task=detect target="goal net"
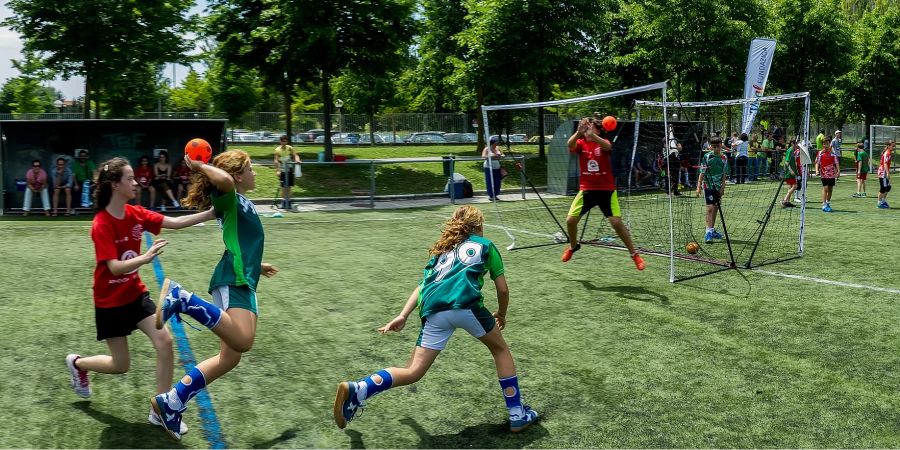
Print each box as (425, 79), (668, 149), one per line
(481, 87), (810, 282)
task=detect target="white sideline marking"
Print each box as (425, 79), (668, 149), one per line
(753, 269), (900, 295)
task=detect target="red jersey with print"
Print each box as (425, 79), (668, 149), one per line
(134, 165), (154, 187)
(816, 150), (837, 179)
(571, 138), (616, 191)
(878, 150), (892, 178)
(91, 205), (164, 308)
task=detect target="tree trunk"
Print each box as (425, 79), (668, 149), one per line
(476, 87), (485, 151)
(83, 76), (91, 119)
(283, 85), (293, 143)
(322, 80), (333, 162)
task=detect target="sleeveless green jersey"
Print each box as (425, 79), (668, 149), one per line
(417, 235), (504, 318)
(208, 189), (265, 292)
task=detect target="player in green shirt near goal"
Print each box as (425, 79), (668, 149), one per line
(333, 205), (539, 433)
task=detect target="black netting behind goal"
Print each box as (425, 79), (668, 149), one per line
(482, 88), (809, 282)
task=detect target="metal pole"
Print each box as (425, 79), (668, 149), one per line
(519, 156), (526, 199)
(449, 156), (456, 205)
(369, 160), (376, 208)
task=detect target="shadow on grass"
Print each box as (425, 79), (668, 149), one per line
(72, 401), (186, 449)
(398, 416), (548, 449)
(250, 428), (299, 448)
(344, 429), (366, 449)
(575, 281), (670, 304)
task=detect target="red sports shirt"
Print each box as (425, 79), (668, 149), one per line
(817, 150), (837, 179)
(91, 205), (164, 308)
(571, 138), (616, 191)
(134, 165), (154, 187)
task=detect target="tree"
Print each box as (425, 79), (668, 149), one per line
(276, 0), (416, 160)
(401, 0), (466, 113)
(4, 0), (195, 118)
(769, 0), (855, 123)
(842, 4), (900, 131)
(609, 0), (765, 103)
(7, 51), (55, 116)
(170, 69), (212, 112)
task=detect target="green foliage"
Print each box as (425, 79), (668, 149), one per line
(209, 63), (263, 123)
(610, 0), (765, 101)
(841, 3), (900, 125)
(769, 0), (855, 123)
(3, 0), (195, 117)
(169, 69), (212, 112)
(7, 51), (54, 115)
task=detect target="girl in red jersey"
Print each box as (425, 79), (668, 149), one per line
(65, 157), (214, 432)
(133, 155), (155, 207)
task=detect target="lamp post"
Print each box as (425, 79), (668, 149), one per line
(334, 98), (344, 143)
(53, 99), (63, 118)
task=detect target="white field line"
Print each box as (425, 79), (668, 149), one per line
(753, 269), (900, 295)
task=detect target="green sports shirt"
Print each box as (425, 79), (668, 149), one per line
(857, 150), (870, 173)
(417, 234), (504, 319)
(208, 189), (265, 293)
(699, 152), (728, 190)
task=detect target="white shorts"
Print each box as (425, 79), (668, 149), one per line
(416, 308), (495, 351)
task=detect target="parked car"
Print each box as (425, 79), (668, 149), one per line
(406, 132), (447, 144)
(443, 133), (477, 143)
(377, 133), (407, 144)
(489, 134), (527, 144)
(314, 132), (361, 144)
(357, 133), (386, 144)
(528, 134), (553, 143)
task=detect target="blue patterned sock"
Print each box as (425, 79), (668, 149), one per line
(181, 290), (222, 329)
(171, 367), (207, 411)
(499, 375), (523, 416)
(357, 369), (393, 401)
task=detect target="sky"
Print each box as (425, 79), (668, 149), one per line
(0, 1), (208, 99)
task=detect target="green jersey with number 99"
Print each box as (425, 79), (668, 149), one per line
(417, 234), (505, 319)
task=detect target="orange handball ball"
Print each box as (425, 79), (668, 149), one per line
(185, 138), (212, 164)
(601, 115), (617, 132)
(686, 241), (699, 254)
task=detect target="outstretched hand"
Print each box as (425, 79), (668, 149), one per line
(378, 315), (407, 334)
(261, 262), (279, 278)
(143, 239), (168, 261)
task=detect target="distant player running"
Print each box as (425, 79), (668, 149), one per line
(66, 157), (213, 434)
(150, 150), (279, 441)
(696, 136), (728, 243)
(561, 117), (645, 270)
(333, 205), (539, 432)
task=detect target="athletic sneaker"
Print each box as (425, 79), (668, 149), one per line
(149, 408), (188, 434)
(704, 230), (714, 244)
(862, 193), (868, 197)
(877, 201), (889, 209)
(160, 205), (167, 212)
(823, 204), (833, 212)
(333, 381), (364, 429)
(65, 354), (91, 398)
(711, 230), (724, 240)
(509, 405), (539, 432)
(852, 192), (861, 198)
(560, 243), (581, 262)
(151, 393), (184, 441)
(156, 278), (186, 329)
(631, 253), (645, 271)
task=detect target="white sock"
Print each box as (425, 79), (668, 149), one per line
(706, 227), (714, 233)
(355, 381), (368, 403)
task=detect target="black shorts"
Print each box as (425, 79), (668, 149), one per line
(821, 177), (836, 187)
(880, 177), (892, 193)
(704, 188), (721, 206)
(95, 292), (155, 341)
(279, 171), (296, 187)
(152, 179), (172, 191)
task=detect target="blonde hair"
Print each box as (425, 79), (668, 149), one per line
(182, 150), (251, 210)
(429, 205), (484, 256)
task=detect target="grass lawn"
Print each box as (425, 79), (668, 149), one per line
(1, 178), (899, 448)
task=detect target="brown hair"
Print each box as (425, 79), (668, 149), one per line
(429, 205), (484, 256)
(93, 157), (131, 211)
(182, 150), (251, 210)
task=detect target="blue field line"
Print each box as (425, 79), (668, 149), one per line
(146, 232), (227, 449)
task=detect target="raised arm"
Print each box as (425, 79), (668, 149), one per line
(185, 154), (234, 193)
